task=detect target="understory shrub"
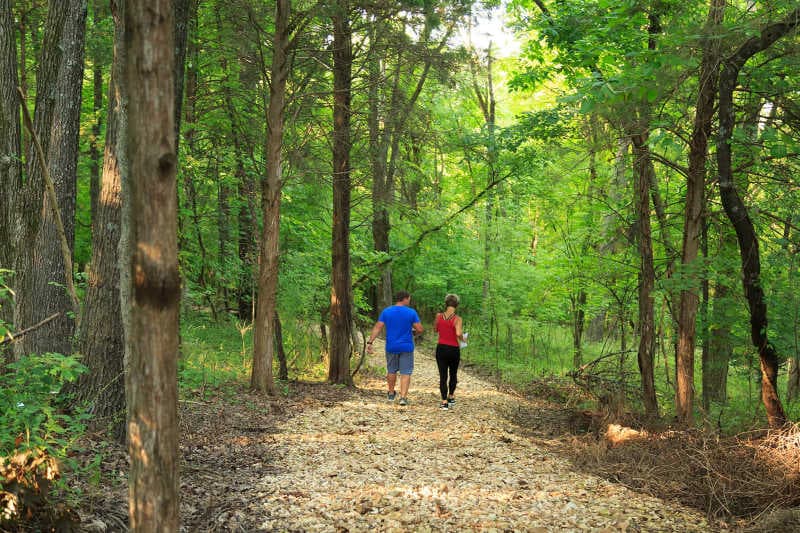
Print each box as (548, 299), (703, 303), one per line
(0, 352), (89, 530)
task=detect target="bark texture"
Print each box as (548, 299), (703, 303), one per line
(14, 0), (86, 358)
(124, 0), (181, 528)
(74, 1), (126, 443)
(631, 133), (658, 417)
(0, 0), (20, 348)
(329, 0), (354, 385)
(674, 0), (725, 425)
(251, 0), (290, 394)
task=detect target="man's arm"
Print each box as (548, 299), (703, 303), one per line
(366, 321), (384, 352)
(413, 321), (424, 334)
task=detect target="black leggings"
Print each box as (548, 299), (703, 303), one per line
(435, 344), (461, 400)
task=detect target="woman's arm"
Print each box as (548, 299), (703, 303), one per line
(455, 316), (463, 339)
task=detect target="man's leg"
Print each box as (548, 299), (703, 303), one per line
(399, 374), (411, 398)
(386, 353), (399, 397)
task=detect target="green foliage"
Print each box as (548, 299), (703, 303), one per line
(0, 353), (89, 457)
(179, 315), (252, 398)
(59, 0), (800, 436)
(178, 313), (333, 398)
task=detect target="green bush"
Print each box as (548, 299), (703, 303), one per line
(0, 353), (91, 529)
(0, 352), (89, 457)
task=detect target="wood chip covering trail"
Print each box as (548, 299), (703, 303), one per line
(187, 344), (715, 532)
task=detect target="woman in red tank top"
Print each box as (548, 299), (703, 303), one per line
(435, 294), (464, 410)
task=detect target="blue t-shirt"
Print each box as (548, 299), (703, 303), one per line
(378, 305), (421, 353)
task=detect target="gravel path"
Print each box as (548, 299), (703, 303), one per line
(237, 344), (716, 532)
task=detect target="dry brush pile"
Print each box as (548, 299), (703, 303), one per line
(557, 414), (800, 529)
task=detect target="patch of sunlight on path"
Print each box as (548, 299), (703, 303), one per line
(248, 342), (717, 532)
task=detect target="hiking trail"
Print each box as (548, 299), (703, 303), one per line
(80, 342), (716, 532)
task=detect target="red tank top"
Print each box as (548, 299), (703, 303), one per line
(435, 313), (459, 347)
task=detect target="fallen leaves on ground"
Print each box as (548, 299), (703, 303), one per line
(73, 346), (718, 532)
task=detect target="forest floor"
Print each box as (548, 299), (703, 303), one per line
(72, 342), (736, 532)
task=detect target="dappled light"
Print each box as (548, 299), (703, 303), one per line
(178, 349), (713, 530)
(605, 423), (647, 446)
(4, 0), (800, 529)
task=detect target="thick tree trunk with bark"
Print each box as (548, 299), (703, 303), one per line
(74, 1), (126, 443)
(631, 133), (658, 417)
(716, 9), (800, 428)
(0, 0), (20, 348)
(251, 0), (290, 394)
(329, 0), (354, 385)
(674, 0), (725, 425)
(123, 0), (181, 528)
(14, 0), (86, 358)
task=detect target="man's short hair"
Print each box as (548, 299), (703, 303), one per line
(394, 290), (410, 303)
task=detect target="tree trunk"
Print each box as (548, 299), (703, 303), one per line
(675, 0), (725, 425)
(88, 0), (106, 226)
(788, 356), (800, 402)
(631, 133), (658, 417)
(172, 0), (191, 151)
(704, 269), (733, 408)
(787, 222), (800, 401)
(180, 0), (213, 316)
(74, 1), (127, 443)
(14, 0), (86, 358)
(0, 0), (20, 353)
(251, 0), (290, 394)
(367, 48), (393, 314)
(217, 163), (231, 311)
(703, 218), (736, 408)
(236, 158), (256, 321)
(275, 312), (288, 381)
(571, 291), (586, 368)
(715, 9), (800, 428)
(365, 16), (449, 313)
(124, 0), (180, 528)
(17, 6), (29, 164)
(328, 0), (354, 385)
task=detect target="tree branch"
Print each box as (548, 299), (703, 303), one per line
(1, 313), (61, 346)
(354, 171), (512, 287)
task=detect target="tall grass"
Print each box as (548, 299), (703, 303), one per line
(460, 318), (799, 433)
(179, 312), (330, 398)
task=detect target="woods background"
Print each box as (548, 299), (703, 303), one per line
(1, 0), (800, 528)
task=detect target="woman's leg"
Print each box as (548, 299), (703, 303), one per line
(448, 348), (461, 397)
(435, 345), (449, 400)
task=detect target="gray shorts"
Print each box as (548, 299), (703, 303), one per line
(386, 352), (414, 375)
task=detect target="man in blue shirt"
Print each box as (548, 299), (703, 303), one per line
(366, 291), (424, 406)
